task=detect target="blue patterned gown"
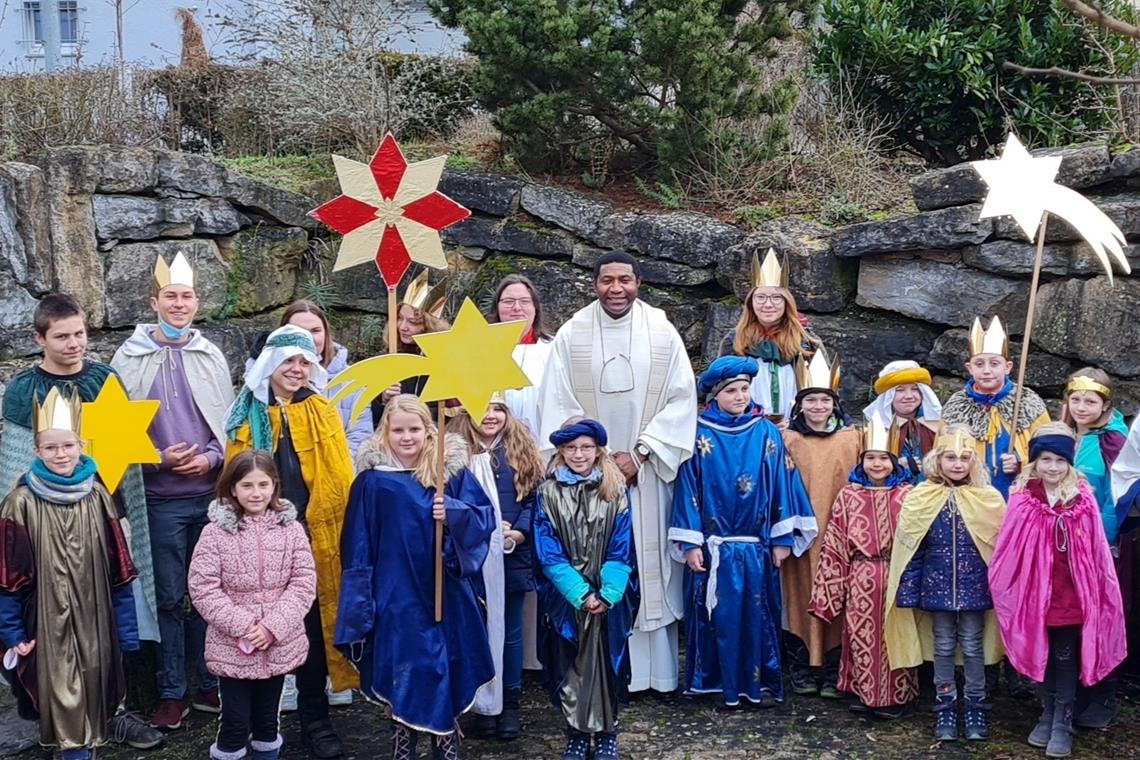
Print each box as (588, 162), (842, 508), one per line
(334, 465), (495, 734)
(669, 403), (817, 704)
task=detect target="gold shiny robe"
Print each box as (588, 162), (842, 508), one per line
(226, 394), (357, 691)
(884, 481), (1006, 669)
(0, 485), (136, 750)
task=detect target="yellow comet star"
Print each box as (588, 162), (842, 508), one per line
(972, 134), (1130, 283)
(81, 375), (160, 493)
(329, 298), (530, 425)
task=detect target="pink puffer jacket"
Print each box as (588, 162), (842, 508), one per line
(189, 499), (316, 680)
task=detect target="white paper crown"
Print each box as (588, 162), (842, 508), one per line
(154, 252), (195, 290)
(968, 315), (1008, 358)
(34, 386), (81, 436)
(750, 248), (788, 289)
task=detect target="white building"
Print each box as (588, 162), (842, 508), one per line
(0, 1), (464, 71)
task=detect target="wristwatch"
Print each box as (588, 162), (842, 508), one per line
(635, 443), (651, 461)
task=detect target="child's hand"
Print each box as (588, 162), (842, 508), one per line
(684, 547), (706, 573)
(432, 495), (446, 522)
(14, 640), (34, 656)
(381, 384), (402, 403)
(583, 594), (605, 615)
(245, 624), (273, 651)
(773, 546), (791, 568)
(1000, 453), (1020, 474)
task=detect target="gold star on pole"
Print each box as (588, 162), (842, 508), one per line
(81, 375), (160, 493)
(414, 299), (530, 419)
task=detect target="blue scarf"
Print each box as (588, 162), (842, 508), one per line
(964, 377), (1014, 407)
(25, 455), (97, 503)
(701, 401), (764, 428)
(848, 461), (910, 489)
(555, 465), (602, 485)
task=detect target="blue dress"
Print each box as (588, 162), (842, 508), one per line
(669, 403), (817, 703)
(334, 465), (495, 734)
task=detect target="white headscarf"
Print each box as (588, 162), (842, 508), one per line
(243, 324), (328, 403)
(862, 360), (943, 423)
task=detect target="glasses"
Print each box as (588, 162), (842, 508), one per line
(752, 294), (785, 305)
(38, 442), (81, 456)
(562, 444), (597, 455)
(498, 298), (534, 308)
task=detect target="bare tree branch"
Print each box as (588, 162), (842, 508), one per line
(1002, 60), (1140, 85)
(1060, 0), (1140, 41)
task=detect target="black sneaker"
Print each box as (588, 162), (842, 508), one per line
(789, 667), (818, 696)
(112, 710), (164, 749)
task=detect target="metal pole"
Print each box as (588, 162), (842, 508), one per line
(42, 0), (62, 72)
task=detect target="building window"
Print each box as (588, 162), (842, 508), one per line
(23, 1), (80, 45)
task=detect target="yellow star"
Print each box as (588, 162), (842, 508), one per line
(81, 375), (160, 493)
(414, 298), (530, 419)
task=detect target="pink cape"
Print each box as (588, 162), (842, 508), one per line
(988, 480), (1126, 686)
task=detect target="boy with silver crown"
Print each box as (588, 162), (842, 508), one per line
(0, 388), (140, 760)
(111, 252), (235, 731)
(940, 316), (1050, 499)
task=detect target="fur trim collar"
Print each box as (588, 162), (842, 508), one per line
(354, 431), (470, 481)
(942, 385), (1047, 439)
(207, 498), (299, 534)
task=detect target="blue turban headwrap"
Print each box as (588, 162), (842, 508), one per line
(1029, 434), (1075, 465)
(549, 418), (609, 448)
(698, 356), (759, 400)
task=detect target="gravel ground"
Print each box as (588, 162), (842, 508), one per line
(9, 672), (1138, 760)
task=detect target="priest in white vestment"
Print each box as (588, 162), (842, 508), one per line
(537, 252), (698, 693)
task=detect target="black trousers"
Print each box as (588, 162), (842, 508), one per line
(1045, 625), (1080, 705)
(295, 599), (331, 725)
(217, 675), (285, 752)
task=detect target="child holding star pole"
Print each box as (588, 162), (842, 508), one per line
(0, 388), (140, 760)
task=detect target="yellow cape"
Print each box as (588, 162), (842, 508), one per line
(226, 394), (358, 691)
(884, 481), (1007, 668)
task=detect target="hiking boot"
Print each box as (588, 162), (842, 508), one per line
(963, 698), (990, 741)
(111, 709), (164, 749)
(1028, 695), (1055, 748)
(1046, 701), (1075, 757)
(392, 723), (417, 760)
(933, 694), (957, 742)
(819, 682), (841, 700)
(562, 729), (590, 760)
(149, 699), (189, 731)
(594, 731), (619, 760)
(431, 731), (460, 760)
(192, 688), (221, 714)
(301, 719), (345, 759)
(1075, 681), (1117, 729)
(467, 713), (498, 740)
(789, 666), (818, 696)
(497, 688), (521, 740)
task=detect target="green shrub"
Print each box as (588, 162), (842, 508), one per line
(815, 0), (1139, 165)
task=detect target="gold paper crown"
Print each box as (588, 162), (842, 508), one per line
(863, 411), (900, 454)
(795, 350), (841, 394)
(33, 386), (82, 437)
(968, 316), (1008, 358)
(750, 248), (789, 290)
(935, 428), (975, 456)
(153, 252), (195, 291)
(1065, 376), (1112, 399)
(402, 269), (448, 319)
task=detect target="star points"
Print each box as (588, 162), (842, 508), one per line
(81, 376), (160, 493)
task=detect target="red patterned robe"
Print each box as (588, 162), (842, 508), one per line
(809, 483), (919, 708)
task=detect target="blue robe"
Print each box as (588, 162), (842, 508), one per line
(334, 466), (495, 734)
(534, 470), (637, 733)
(669, 403), (817, 703)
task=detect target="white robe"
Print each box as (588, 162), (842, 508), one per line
(749, 359), (799, 419)
(537, 300), (697, 692)
(506, 338), (553, 440)
(469, 452), (506, 715)
(1112, 413), (1140, 503)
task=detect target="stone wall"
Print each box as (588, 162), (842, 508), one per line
(3, 143), (1140, 417)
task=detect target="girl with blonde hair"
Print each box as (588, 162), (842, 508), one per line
(335, 395), (495, 760)
(989, 423), (1126, 757)
(885, 425), (1006, 743)
(535, 418), (636, 760)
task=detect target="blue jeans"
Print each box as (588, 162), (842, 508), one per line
(58, 749), (92, 760)
(149, 494), (217, 699)
(931, 610), (986, 702)
(503, 590), (526, 693)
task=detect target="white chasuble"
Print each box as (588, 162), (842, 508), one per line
(537, 300), (697, 689)
(506, 338), (553, 440)
(469, 452), (506, 715)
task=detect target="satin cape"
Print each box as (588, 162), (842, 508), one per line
(988, 480), (1126, 686)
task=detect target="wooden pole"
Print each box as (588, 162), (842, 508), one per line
(387, 286), (399, 355)
(1011, 213), (1049, 437)
(434, 403), (446, 622)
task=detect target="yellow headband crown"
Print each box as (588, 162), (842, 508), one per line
(795, 350), (841, 394)
(34, 386), (82, 437)
(1065, 376), (1112, 399)
(863, 411), (900, 454)
(968, 315), (1008, 358)
(751, 248), (788, 290)
(154, 251), (195, 291)
(935, 429), (975, 456)
(402, 269), (448, 319)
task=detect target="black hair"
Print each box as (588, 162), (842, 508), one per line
(591, 251), (642, 282)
